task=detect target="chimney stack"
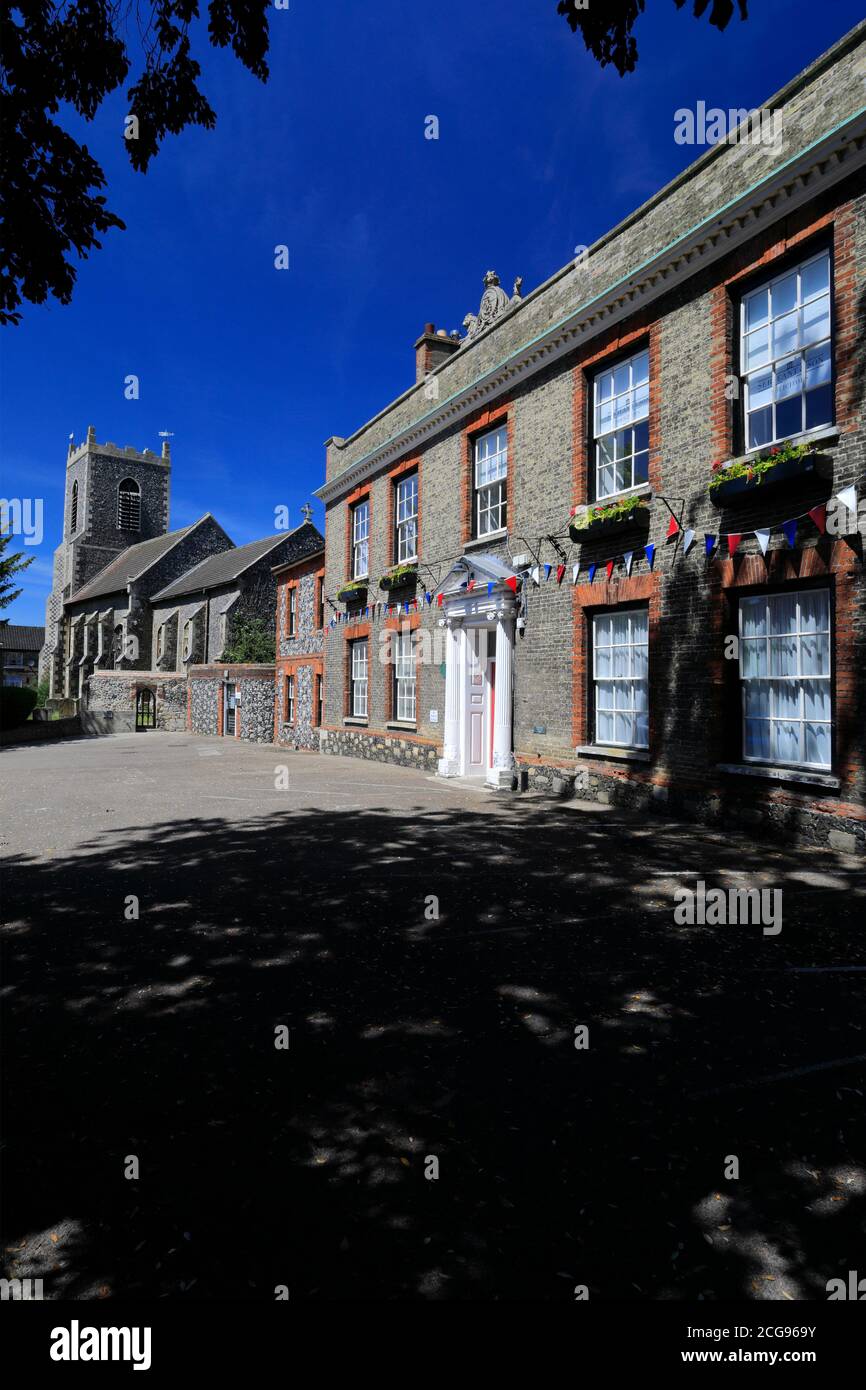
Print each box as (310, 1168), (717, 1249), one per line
(414, 323), (460, 385)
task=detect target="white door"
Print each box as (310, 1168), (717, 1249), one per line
(463, 628), (489, 776)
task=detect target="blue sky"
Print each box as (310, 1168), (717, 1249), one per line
(2, 0), (862, 626)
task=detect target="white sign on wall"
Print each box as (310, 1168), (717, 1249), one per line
(429, 709), (439, 723)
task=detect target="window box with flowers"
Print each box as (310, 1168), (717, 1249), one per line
(709, 441), (820, 505)
(379, 563), (419, 593)
(337, 579), (368, 604)
(569, 494), (651, 542)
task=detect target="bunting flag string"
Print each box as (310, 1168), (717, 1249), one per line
(326, 483), (859, 621)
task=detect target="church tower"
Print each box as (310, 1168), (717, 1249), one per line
(39, 428), (171, 690)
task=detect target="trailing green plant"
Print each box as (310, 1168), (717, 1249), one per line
(709, 439), (812, 489)
(572, 494), (649, 528)
(379, 563), (418, 585)
(338, 579), (368, 596)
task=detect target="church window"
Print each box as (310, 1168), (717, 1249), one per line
(118, 478), (141, 531)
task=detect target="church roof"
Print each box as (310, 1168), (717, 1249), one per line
(68, 518), (215, 604)
(150, 524), (319, 602)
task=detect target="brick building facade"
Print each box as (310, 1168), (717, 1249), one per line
(316, 25), (866, 851)
(273, 538), (325, 749)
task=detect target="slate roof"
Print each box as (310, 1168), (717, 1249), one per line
(0, 624), (45, 651)
(150, 523), (323, 602)
(68, 519), (218, 605)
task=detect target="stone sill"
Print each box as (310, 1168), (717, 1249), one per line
(576, 745), (651, 763)
(735, 428), (839, 464)
(588, 484), (653, 508)
(716, 761), (840, 790)
(464, 530), (507, 551)
(386, 721), (417, 733)
(343, 717), (368, 727)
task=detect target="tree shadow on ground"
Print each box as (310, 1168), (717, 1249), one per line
(2, 798), (865, 1300)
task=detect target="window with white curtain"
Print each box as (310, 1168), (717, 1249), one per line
(739, 588), (831, 768)
(740, 250), (833, 450)
(351, 638), (368, 718)
(474, 425), (508, 536)
(593, 349), (649, 500)
(593, 608), (649, 748)
(352, 501), (369, 579)
(393, 628), (416, 722)
(395, 474), (418, 562)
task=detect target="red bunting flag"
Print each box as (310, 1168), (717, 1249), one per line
(505, 576), (518, 594)
(436, 594), (443, 607)
(666, 514), (680, 539)
(727, 533), (741, 556)
(467, 580), (475, 592)
(808, 503), (827, 534)
(556, 564), (566, 585)
(606, 558), (614, 580)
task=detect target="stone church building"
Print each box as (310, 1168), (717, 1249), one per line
(40, 426), (323, 717)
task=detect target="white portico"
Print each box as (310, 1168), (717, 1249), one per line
(437, 554), (519, 788)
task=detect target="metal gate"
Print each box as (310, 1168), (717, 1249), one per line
(135, 688), (156, 731)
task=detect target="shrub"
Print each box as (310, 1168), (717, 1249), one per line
(0, 684), (38, 728)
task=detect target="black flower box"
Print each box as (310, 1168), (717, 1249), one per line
(709, 452), (818, 506)
(337, 583), (367, 604)
(569, 506), (651, 543)
(379, 568), (418, 592)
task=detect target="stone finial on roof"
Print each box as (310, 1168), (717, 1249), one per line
(301, 503), (313, 524)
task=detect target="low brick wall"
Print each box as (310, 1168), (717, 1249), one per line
(320, 726), (439, 771)
(569, 763), (865, 855)
(1, 716), (83, 747)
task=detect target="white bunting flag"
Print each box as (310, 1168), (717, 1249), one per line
(836, 484), (857, 513)
(572, 563), (580, 584)
(682, 528), (695, 556)
(623, 551), (634, 577)
(531, 566), (540, 586)
(755, 528), (771, 556)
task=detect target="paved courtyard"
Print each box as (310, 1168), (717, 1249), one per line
(2, 732), (865, 1300)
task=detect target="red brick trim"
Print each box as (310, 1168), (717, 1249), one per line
(571, 318), (659, 511)
(460, 399), (512, 544)
(571, 572), (661, 750)
(345, 483), (372, 584)
(708, 201), (856, 460)
(386, 455), (421, 568)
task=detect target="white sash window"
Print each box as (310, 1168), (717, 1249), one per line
(395, 474), (418, 563)
(593, 608), (649, 748)
(740, 588), (831, 768)
(593, 349), (649, 499)
(351, 638), (368, 718)
(474, 426), (508, 536)
(393, 628), (416, 722)
(741, 251), (832, 450)
(352, 501), (369, 579)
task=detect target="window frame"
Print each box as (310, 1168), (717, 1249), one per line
(394, 472), (419, 564)
(70, 480), (78, 534)
(316, 577), (325, 631)
(737, 585), (832, 771)
(472, 424), (508, 539)
(285, 672), (295, 725)
(591, 347), (650, 502)
(591, 605), (650, 751)
(738, 247), (834, 454)
(315, 672), (323, 728)
(350, 638), (368, 719)
(351, 500), (370, 580)
(391, 627), (416, 724)
(287, 585), (297, 637)
(117, 478), (142, 531)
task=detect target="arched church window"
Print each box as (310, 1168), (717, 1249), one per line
(118, 478), (141, 531)
(70, 480), (78, 533)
